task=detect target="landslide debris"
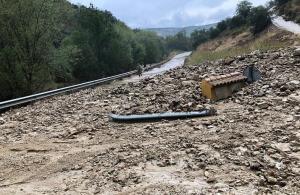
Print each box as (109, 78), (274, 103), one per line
(0, 47), (299, 194)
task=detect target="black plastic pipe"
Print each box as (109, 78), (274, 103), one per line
(110, 109), (216, 123)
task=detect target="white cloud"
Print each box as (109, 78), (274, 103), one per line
(68, 0), (269, 28)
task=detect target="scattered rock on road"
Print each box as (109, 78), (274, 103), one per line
(0, 47), (299, 194)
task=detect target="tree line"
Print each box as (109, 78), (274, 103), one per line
(0, 0), (170, 101)
(161, 0), (274, 51)
(0, 0), (283, 101)
(190, 1), (272, 49)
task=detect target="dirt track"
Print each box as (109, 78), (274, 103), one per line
(0, 48), (299, 194)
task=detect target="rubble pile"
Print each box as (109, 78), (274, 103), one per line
(112, 47), (300, 116)
(0, 47), (299, 194)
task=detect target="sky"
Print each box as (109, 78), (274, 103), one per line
(68, 0), (269, 28)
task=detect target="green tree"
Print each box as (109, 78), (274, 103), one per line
(236, 0), (253, 20)
(131, 41), (146, 65)
(216, 20), (228, 32)
(135, 31), (165, 64)
(191, 29), (209, 49)
(228, 15), (245, 29)
(0, 1), (169, 101)
(208, 27), (221, 39)
(166, 31), (192, 52)
(50, 37), (80, 83)
(274, 0), (290, 6)
(250, 6), (271, 34)
(0, 0), (68, 95)
(69, 6), (118, 80)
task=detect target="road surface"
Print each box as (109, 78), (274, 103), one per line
(126, 52), (192, 82)
(272, 16), (300, 34)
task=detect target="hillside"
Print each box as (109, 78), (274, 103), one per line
(145, 23), (216, 37)
(187, 0), (300, 65)
(187, 25), (300, 65)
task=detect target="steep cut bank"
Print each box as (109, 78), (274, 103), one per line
(188, 25), (299, 65)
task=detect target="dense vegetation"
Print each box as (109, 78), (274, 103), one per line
(165, 32), (192, 52)
(0, 0), (168, 101)
(190, 1), (271, 49)
(270, 0), (300, 23)
(0, 0), (289, 101)
(146, 24), (216, 38)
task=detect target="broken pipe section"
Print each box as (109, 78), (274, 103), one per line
(110, 108), (216, 123)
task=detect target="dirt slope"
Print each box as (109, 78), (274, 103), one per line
(0, 47), (299, 194)
(188, 25), (300, 65)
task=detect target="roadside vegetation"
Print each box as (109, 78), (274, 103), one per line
(188, 0), (300, 65)
(0, 0), (185, 101)
(165, 32), (193, 52)
(190, 1), (271, 50)
(0, 0), (298, 101)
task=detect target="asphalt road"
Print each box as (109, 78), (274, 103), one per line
(126, 51), (192, 82)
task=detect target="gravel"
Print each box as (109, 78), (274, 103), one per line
(0, 47), (299, 194)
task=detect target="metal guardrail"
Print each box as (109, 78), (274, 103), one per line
(0, 70), (137, 112)
(0, 55), (174, 112)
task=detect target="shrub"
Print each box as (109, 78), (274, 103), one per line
(250, 6), (272, 34)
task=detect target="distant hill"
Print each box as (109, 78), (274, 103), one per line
(145, 23), (217, 37)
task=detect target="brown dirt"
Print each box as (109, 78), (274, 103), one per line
(194, 25), (298, 53)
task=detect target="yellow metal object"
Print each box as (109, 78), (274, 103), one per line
(201, 72), (247, 101)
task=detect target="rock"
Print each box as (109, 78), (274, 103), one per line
(288, 94), (300, 104)
(236, 55), (245, 61)
(207, 177), (217, 183)
(251, 50), (261, 56)
(193, 125), (203, 131)
(272, 143), (291, 152)
(289, 80), (300, 86)
(294, 48), (300, 57)
(250, 162), (261, 171)
(182, 81), (193, 87)
(113, 173), (127, 185)
(294, 115), (300, 121)
(169, 99), (180, 109)
(266, 176), (278, 185)
(202, 120), (212, 126)
(257, 102), (269, 109)
(2, 47), (300, 193)
(0, 118), (5, 125)
(204, 171), (210, 177)
(285, 116), (294, 123)
(223, 58), (234, 65)
(164, 77), (174, 83)
(72, 164), (83, 170)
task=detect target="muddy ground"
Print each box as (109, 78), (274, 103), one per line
(0, 47), (299, 194)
